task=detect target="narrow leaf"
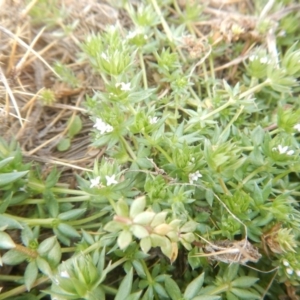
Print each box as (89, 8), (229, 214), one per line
(115, 268), (133, 300)
(183, 272), (205, 299)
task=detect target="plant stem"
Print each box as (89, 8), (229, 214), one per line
(68, 211), (108, 226)
(201, 98), (235, 121)
(237, 165), (267, 189)
(120, 135), (137, 161)
(240, 79), (270, 99)
(3, 214), (55, 226)
(0, 276), (49, 300)
(139, 50), (148, 89)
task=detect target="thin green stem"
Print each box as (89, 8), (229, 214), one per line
(217, 105), (244, 144)
(200, 98), (235, 121)
(13, 195), (91, 206)
(51, 187), (90, 195)
(143, 133), (173, 163)
(218, 177), (231, 195)
(68, 211), (108, 226)
(0, 276), (49, 300)
(3, 214), (55, 226)
(0, 275), (23, 281)
(150, 0), (173, 42)
(272, 170), (291, 184)
(140, 259), (153, 283)
(202, 63), (212, 99)
(139, 50), (148, 89)
(120, 135), (137, 160)
(237, 165), (268, 189)
(61, 247), (77, 253)
(240, 79), (270, 99)
(108, 197), (118, 213)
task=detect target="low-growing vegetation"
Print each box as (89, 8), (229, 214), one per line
(1, 0), (300, 299)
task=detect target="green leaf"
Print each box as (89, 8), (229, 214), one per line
(183, 272), (205, 299)
(57, 138), (71, 151)
(0, 214), (23, 229)
(193, 296), (221, 300)
(57, 223), (81, 238)
(126, 291), (143, 300)
(154, 282), (169, 298)
(133, 211), (155, 225)
(58, 208), (86, 221)
(118, 230), (132, 249)
(43, 190), (59, 218)
(232, 277), (259, 288)
(116, 199), (129, 217)
(2, 249), (27, 265)
(0, 171), (28, 187)
(231, 288), (260, 299)
(45, 168), (60, 188)
(0, 157), (14, 169)
(25, 260), (38, 291)
(36, 256), (53, 277)
(224, 263), (239, 281)
(165, 276), (182, 300)
(129, 196), (146, 218)
(131, 224), (149, 239)
(140, 236), (151, 253)
(38, 236), (57, 256)
(150, 212), (168, 227)
(0, 193), (12, 214)
(47, 239), (62, 267)
(104, 220), (124, 232)
(68, 115), (82, 138)
(205, 189), (214, 207)
(132, 259), (146, 278)
(0, 231), (16, 249)
(115, 268), (133, 300)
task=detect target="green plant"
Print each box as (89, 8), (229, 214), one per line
(1, 0), (300, 299)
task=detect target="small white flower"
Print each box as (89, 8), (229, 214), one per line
(259, 57), (269, 64)
(286, 268), (294, 275)
(101, 52), (109, 61)
(60, 270), (70, 278)
(296, 270), (300, 277)
(116, 82), (131, 91)
(149, 116), (159, 124)
(90, 176), (100, 188)
(105, 175), (118, 186)
(189, 171), (202, 184)
(278, 145), (288, 154)
(293, 123), (300, 132)
(127, 30), (138, 39)
(275, 144), (294, 155)
(93, 118), (113, 134)
(283, 260), (289, 267)
(249, 55), (257, 61)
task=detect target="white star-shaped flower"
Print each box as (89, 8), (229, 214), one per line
(101, 52), (109, 61)
(149, 116), (159, 124)
(90, 176), (100, 188)
(105, 175), (118, 186)
(60, 270), (70, 278)
(277, 145), (294, 155)
(293, 123), (300, 132)
(116, 82), (131, 91)
(93, 118), (113, 134)
(189, 171), (202, 184)
(278, 145), (288, 154)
